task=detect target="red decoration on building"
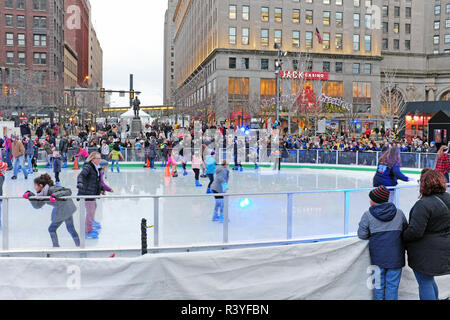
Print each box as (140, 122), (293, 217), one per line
(294, 86), (321, 114)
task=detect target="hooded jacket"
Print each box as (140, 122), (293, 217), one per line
(210, 166), (229, 194)
(358, 202), (408, 269)
(373, 163), (409, 187)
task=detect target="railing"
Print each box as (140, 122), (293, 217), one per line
(0, 184), (422, 254)
(15, 148), (438, 169)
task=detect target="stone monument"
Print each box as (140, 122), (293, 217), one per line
(130, 97), (142, 139)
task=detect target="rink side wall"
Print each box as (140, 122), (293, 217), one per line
(0, 237), (448, 300)
(40, 162), (423, 174)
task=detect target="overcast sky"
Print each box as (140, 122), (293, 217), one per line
(89, 0), (168, 107)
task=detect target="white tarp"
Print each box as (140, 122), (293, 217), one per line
(0, 238), (448, 300)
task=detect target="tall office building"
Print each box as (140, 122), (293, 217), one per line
(163, 0), (178, 106)
(170, 0), (450, 130)
(0, 0), (65, 118)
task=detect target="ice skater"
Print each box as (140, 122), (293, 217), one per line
(108, 144), (124, 173)
(23, 173), (80, 248)
(0, 161), (7, 229)
(167, 151), (178, 177)
(210, 160), (230, 223)
(52, 150), (62, 186)
(205, 151), (216, 194)
(192, 151), (205, 187)
(77, 152), (105, 239)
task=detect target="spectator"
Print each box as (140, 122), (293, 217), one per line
(403, 169), (450, 300)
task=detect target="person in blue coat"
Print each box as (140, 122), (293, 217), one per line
(373, 146), (410, 202)
(205, 151), (217, 194)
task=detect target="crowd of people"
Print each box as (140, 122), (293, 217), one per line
(0, 120), (448, 300)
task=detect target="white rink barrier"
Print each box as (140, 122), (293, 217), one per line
(0, 237), (448, 300)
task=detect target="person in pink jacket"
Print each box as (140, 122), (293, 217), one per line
(76, 147), (90, 165)
(192, 152), (205, 187)
(167, 152), (178, 177)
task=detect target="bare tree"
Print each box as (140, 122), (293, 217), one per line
(379, 69), (407, 136)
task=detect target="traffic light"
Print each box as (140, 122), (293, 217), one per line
(13, 88), (16, 96)
(130, 89), (135, 100)
(3, 86), (8, 96)
(100, 88), (105, 98)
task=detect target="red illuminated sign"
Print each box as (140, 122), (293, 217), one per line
(279, 71), (329, 81)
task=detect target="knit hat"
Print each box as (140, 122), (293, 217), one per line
(0, 161), (7, 175)
(369, 186), (390, 204)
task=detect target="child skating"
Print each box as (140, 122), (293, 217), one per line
(23, 173), (80, 248)
(210, 161), (230, 223)
(108, 144), (124, 173)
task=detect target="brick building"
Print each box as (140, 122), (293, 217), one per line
(0, 0), (65, 119)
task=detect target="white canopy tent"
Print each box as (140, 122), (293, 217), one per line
(119, 108), (152, 120)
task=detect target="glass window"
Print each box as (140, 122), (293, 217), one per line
(6, 33), (14, 46)
(33, 0), (47, 11)
(306, 31), (313, 49)
(17, 0), (25, 10)
(18, 52), (26, 65)
(335, 33), (343, 50)
(17, 33), (25, 46)
(274, 8), (282, 22)
(242, 28), (249, 45)
(293, 9), (300, 23)
(335, 62), (343, 73)
(229, 27), (236, 44)
(354, 0), (360, 7)
(242, 6), (250, 20)
(353, 34), (360, 51)
(261, 7), (269, 22)
(323, 11), (330, 26)
(261, 59), (269, 70)
(305, 10), (313, 24)
(365, 14), (371, 29)
(354, 13), (360, 28)
(435, 5), (441, 15)
(292, 31), (300, 48)
(405, 40), (411, 50)
(5, 14), (14, 27)
(229, 57), (236, 69)
(336, 12), (343, 27)
(274, 30), (282, 46)
(6, 52), (14, 64)
(405, 23), (411, 34)
(241, 58), (249, 70)
(229, 5), (237, 19)
(364, 35), (371, 51)
(364, 63), (372, 75)
(445, 34), (450, 43)
(382, 38), (388, 50)
(393, 23), (399, 34)
(434, 35), (440, 45)
(394, 6), (400, 17)
(5, 0), (13, 8)
(323, 61), (331, 73)
(17, 15), (25, 28)
(435, 21), (440, 30)
(353, 63), (360, 74)
(261, 29), (269, 46)
(323, 32), (330, 49)
(394, 39), (400, 49)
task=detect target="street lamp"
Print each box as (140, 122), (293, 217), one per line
(274, 43), (287, 126)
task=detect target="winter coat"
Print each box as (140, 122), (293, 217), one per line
(210, 167), (229, 193)
(25, 140), (34, 156)
(373, 163), (409, 187)
(53, 156), (62, 173)
(12, 141), (25, 158)
(77, 161), (104, 198)
(358, 202), (408, 269)
(59, 138), (69, 153)
(403, 193), (450, 276)
(205, 156), (216, 174)
(28, 186), (77, 223)
(147, 141), (157, 158)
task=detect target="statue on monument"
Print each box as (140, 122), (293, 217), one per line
(133, 97), (141, 119)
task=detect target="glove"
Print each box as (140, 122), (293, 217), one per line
(23, 191), (31, 199)
(50, 194), (57, 203)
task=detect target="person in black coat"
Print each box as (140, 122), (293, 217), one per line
(76, 152), (104, 238)
(403, 169), (450, 300)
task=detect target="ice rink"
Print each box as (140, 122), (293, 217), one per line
(0, 165), (421, 251)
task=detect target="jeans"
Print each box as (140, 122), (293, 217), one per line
(373, 268), (402, 300)
(26, 155), (33, 170)
(13, 156), (28, 178)
(61, 152), (67, 163)
(413, 270), (439, 300)
(4, 150), (12, 168)
(111, 160), (120, 172)
(207, 174), (214, 189)
(48, 214), (80, 247)
(85, 200), (97, 234)
(214, 199), (224, 216)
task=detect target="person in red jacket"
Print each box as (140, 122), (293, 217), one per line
(435, 145), (450, 182)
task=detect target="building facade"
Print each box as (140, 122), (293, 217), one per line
(170, 0), (450, 132)
(0, 0), (65, 119)
(163, 0), (178, 106)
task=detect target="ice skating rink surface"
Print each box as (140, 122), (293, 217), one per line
(1, 166), (421, 250)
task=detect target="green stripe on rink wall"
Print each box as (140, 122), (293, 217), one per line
(38, 162), (423, 174)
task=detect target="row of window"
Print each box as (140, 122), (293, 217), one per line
(4, 33), (47, 46)
(2, 14), (48, 28)
(4, 51), (47, 65)
(3, 0), (46, 11)
(228, 57), (372, 75)
(434, 4), (450, 15)
(228, 28), (372, 51)
(228, 4), (411, 23)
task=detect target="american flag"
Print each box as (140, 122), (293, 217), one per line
(315, 27), (323, 44)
